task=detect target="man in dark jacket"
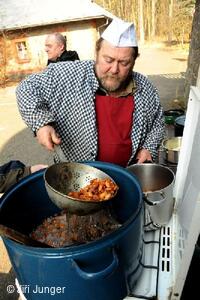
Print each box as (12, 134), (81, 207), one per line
(0, 161), (47, 193)
(45, 32), (79, 65)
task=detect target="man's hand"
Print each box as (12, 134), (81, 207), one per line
(136, 149), (152, 164)
(36, 125), (61, 151)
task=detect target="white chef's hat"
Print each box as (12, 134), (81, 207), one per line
(101, 18), (138, 47)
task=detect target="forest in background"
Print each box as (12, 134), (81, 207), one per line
(94, 0), (195, 46)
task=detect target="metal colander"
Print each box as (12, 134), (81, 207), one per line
(44, 162), (118, 215)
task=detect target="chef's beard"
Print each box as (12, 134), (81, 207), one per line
(98, 74), (122, 92)
(98, 73), (132, 93)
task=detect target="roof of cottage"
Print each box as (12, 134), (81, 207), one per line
(0, 0), (114, 30)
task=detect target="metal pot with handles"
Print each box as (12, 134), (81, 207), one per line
(127, 163), (175, 230)
(162, 136), (182, 164)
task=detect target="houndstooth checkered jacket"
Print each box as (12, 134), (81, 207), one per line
(16, 60), (164, 165)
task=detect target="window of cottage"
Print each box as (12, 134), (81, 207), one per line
(15, 41), (30, 61)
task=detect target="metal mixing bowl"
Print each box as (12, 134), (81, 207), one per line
(44, 162), (118, 215)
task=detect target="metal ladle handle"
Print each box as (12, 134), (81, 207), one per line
(0, 224), (51, 247)
(54, 145), (67, 162)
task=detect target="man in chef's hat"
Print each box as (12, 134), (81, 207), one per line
(94, 17), (164, 165)
(17, 17), (164, 168)
(95, 18), (139, 96)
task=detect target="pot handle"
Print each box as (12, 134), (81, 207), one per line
(143, 191), (166, 206)
(71, 248), (119, 280)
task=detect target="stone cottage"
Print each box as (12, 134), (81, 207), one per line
(0, 0), (114, 86)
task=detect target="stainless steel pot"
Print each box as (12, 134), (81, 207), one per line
(162, 136), (182, 164)
(127, 163), (175, 229)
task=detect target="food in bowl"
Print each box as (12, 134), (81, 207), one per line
(30, 208), (121, 248)
(163, 137), (182, 151)
(68, 178), (119, 201)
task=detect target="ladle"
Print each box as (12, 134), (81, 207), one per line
(0, 224), (51, 248)
(44, 162), (118, 215)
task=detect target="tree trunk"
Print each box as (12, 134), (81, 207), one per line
(151, 0), (157, 39)
(184, 0), (200, 101)
(168, 0), (173, 43)
(138, 0), (145, 43)
(0, 34), (7, 87)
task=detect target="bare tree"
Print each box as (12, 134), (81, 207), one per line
(138, 0), (145, 43)
(151, 0), (157, 39)
(168, 0), (173, 43)
(184, 0), (200, 101)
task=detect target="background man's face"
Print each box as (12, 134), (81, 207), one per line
(45, 36), (64, 61)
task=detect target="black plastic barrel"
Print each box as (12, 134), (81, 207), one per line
(175, 115), (185, 136)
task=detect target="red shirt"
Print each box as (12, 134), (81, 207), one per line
(95, 94), (134, 167)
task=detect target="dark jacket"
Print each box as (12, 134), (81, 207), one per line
(0, 161), (31, 193)
(47, 50), (80, 65)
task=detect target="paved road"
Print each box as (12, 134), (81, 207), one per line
(0, 44), (188, 300)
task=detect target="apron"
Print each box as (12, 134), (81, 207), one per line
(95, 94), (134, 167)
